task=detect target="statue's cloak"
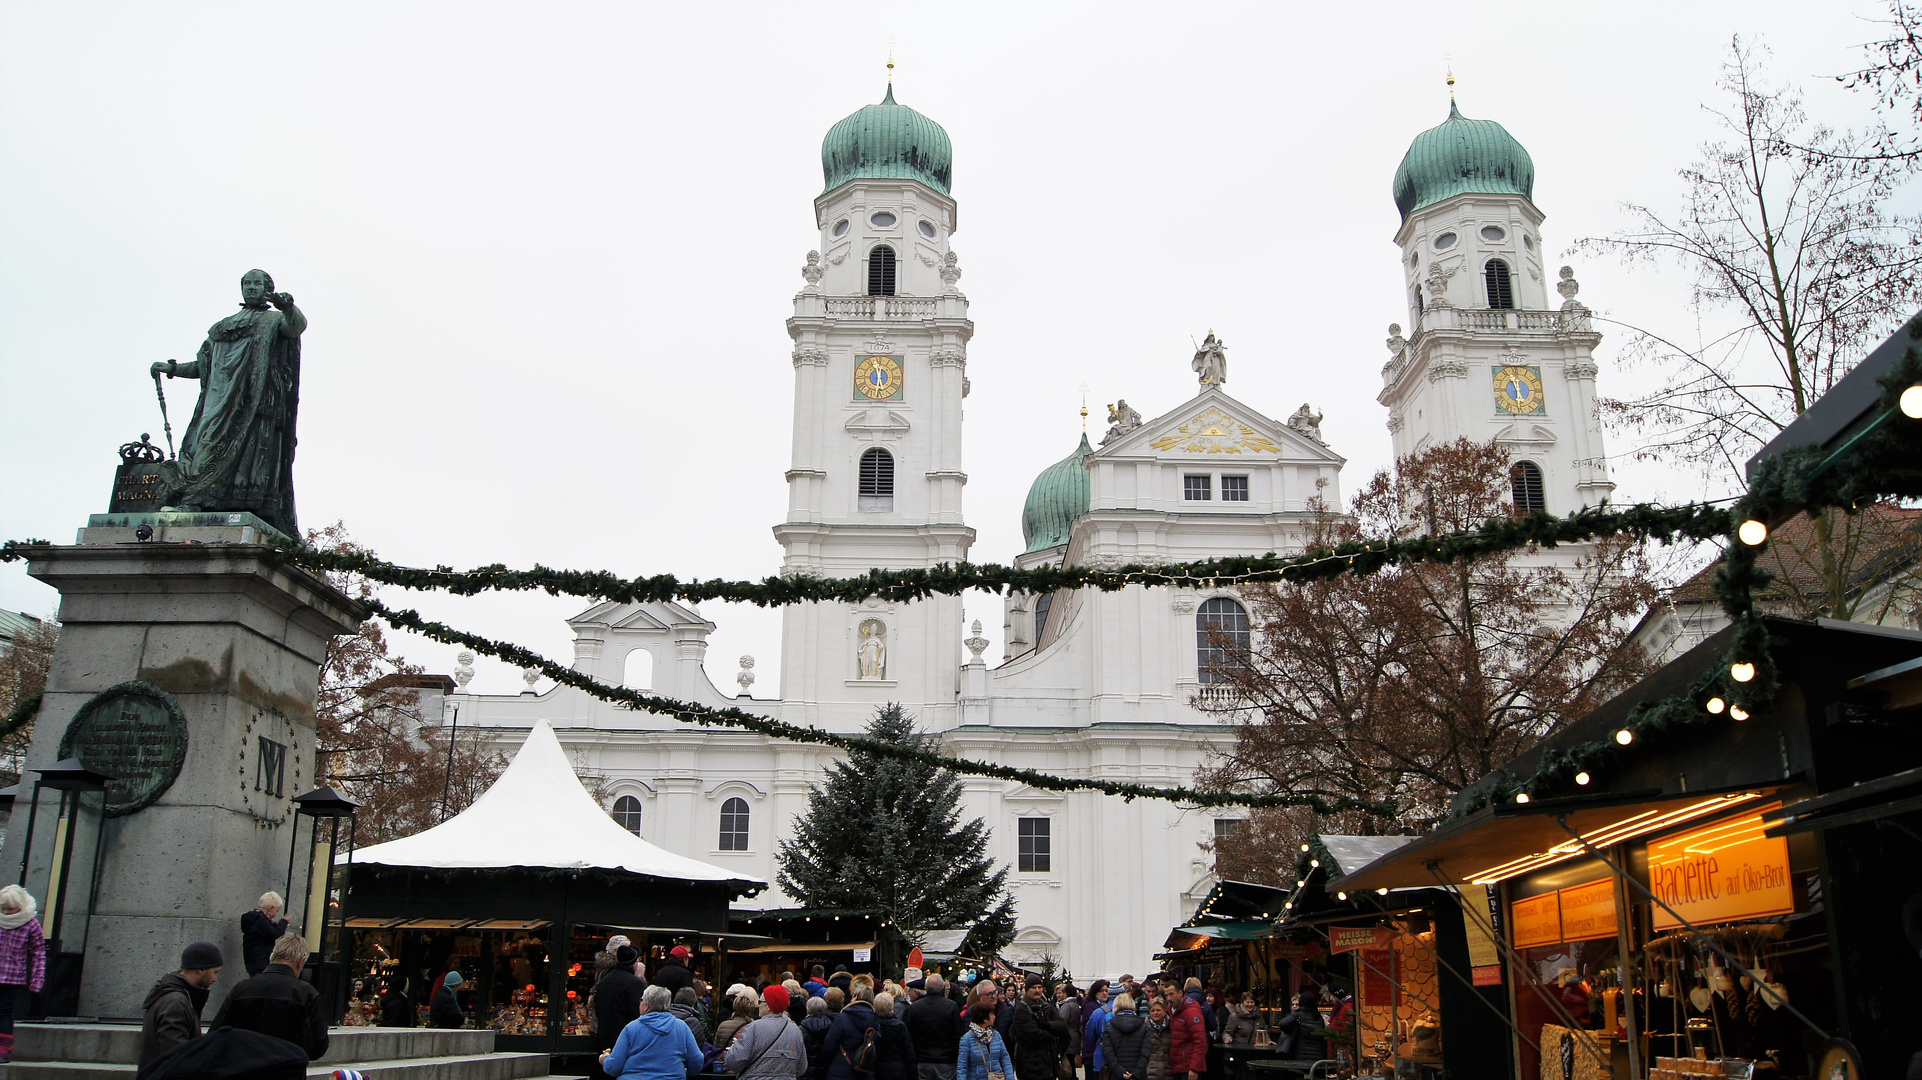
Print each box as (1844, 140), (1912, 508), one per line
(167, 306), (301, 535)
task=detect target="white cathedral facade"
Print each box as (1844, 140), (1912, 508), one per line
(444, 89), (1612, 979)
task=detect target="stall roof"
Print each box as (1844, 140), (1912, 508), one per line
(1172, 921), (1276, 940)
(1189, 880), (1290, 924)
(727, 940), (877, 956)
(1317, 835), (1417, 879)
(353, 720), (767, 894)
(1330, 787), (1778, 893)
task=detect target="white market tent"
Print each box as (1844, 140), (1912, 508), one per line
(354, 719), (765, 892)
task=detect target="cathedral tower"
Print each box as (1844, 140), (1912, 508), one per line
(1379, 100), (1613, 513)
(775, 83), (975, 728)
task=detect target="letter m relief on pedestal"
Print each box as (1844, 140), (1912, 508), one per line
(255, 736), (287, 798)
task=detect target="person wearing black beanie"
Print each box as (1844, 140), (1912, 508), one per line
(139, 942), (224, 1066)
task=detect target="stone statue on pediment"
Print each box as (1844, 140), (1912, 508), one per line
(1192, 331), (1227, 386)
(1102, 399), (1142, 444)
(1287, 403), (1325, 444)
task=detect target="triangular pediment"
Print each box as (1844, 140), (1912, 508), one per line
(1097, 388), (1344, 464)
(568, 599), (712, 634)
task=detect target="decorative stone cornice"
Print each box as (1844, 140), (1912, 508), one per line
(1428, 357), (1468, 381)
(792, 345), (829, 368)
(930, 345), (967, 368)
(1566, 358), (1599, 380)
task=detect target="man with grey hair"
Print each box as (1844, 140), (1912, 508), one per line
(238, 892), (287, 977)
(905, 974), (960, 1080)
(724, 982), (806, 1079)
(212, 933), (328, 1060)
(601, 984), (703, 1080)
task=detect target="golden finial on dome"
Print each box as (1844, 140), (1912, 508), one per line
(1080, 383), (1090, 432)
(887, 39), (896, 84)
(1445, 54), (1456, 101)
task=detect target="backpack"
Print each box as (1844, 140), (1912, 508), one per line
(841, 1026), (879, 1074)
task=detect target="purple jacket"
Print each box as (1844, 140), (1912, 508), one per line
(0, 919), (47, 992)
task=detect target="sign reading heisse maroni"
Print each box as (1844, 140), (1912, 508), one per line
(1648, 807), (1794, 930)
(58, 681), (190, 817)
(1327, 925), (1393, 954)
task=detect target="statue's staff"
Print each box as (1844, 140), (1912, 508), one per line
(152, 362), (177, 459)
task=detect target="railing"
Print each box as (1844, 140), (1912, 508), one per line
(825, 296), (939, 320)
(1412, 306), (1589, 334)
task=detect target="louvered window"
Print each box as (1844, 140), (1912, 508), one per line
(859, 447), (894, 511)
(1511, 460), (1546, 514)
(1485, 259), (1515, 310)
(868, 245), (897, 297)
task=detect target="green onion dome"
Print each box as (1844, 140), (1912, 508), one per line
(1392, 102), (1534, 221)
(821, 85), (953, 196)
(1022, 434), (1092, 554)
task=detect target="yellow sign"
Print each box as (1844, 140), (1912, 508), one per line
(1459, 892), (1501, 968)
(1510, 892), (1561, 950)
(1557, 879), (1618, 942)
(1648, 807), (1794, 930)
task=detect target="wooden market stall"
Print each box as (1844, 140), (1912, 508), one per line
(344, 720), (767, 1057)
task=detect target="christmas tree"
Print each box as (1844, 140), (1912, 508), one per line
(776, 704), (1017, 953)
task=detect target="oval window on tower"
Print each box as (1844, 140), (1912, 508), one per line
(1524, 234), (1535, 251)
(833, 219), (849, 238)
(1481, 225), (1507, 242)
(1434, 232), (1458, 250)
(918, 220), (937, 239)
(870, 211), (898, 228)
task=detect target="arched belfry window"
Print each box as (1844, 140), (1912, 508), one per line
(859, 447), (894, 511)
(1196, 597), (1251, 684)
(1511, 460), (1546, 514)
(611, 795), (643, 835)
(718, 796), (750, 851)
(868, 245), (897, 297)
(1485, 259), (1515, 310)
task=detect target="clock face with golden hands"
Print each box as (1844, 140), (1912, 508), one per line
(854, 355), (904, 400)
(1493, 365), (1545, 415)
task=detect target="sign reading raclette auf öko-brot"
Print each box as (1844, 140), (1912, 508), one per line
(1648, 805), (1794, 930)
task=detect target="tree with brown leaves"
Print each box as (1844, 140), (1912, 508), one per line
(1196, 441), (1658, 883)
(0, 615), (57, 785)
(308, 523), (509, 846)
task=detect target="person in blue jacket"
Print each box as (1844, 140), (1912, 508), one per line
(956, 1004), (1014, 1080)
(603, 985), (705, 1080)
(1081, 993), (1113, 1080)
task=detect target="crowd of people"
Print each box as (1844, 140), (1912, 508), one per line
(584, 943), (1357, 1080)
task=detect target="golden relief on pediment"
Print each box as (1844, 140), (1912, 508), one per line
(1148, 407), (1281, 454)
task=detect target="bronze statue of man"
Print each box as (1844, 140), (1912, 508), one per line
(150, 270), (306, 536)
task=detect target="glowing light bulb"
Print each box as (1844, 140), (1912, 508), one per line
(1376, 888), (1389, 896)
(1310, 859), (1320, 868)
(1336, 892), (1347, 901)
(1575, 772), (1591, 786)
(1616, 729), (1634, 745)
(1737, 520), (1769, 546)
(1731, 662), (1756, 683)
(1706, 697), (1726, 715)
(1902, 384), (1922, 419)
(1730, 705), (1750, 721)
(1300, 844), (1311, 852)
(1515, 792), (1531, 804)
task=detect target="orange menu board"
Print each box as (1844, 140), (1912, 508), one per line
(1556, 879), (1619, 942)
(1510, 891), (1562, 949)
(1649, 807), (1794, 930)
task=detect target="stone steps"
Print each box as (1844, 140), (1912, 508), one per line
(4, 1025), (562, 1080)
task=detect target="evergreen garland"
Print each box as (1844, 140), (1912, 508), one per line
(775, 704), (1018, 954)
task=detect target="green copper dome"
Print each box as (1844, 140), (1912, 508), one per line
(1022, 434), (1092, 553)
(1392, 102), (1534, 221)
(821, 85), (953, 196)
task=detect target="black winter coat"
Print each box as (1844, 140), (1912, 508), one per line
(379, 989), (413, 1027)
(1010, 1001), (1068, 1080)
(800, 1014), (834, 1080)
(1274, 1009), (1326, 1063)
(904, 994), (961, 1063)
(430, 986), (465, 1030)
(238, 910), (287, 977)
(652, 962), (694, 998)
(594, 968), (646, 1050)
(210, 964), (329, 1061)
(1098, 1012), (1150, 1080)
(823, 1002), (881, 1080)
(138, 973), (208, 1067)
(875, 1016), (915, 1080)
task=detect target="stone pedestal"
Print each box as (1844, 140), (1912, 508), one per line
(9, 519), (365, 1019)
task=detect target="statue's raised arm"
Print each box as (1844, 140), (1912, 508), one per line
(149, 269), (306, 536)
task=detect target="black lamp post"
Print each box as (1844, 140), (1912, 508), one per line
(287, 786), (359, 1021)
(13, 758), (114, 1018)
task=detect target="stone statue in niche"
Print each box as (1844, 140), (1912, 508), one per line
(1102, 399), (1142, 444)
(857, 619), (888, 679)
(1287, 404), (1325, 443)
(148, 269), (307, 536)
(1192, 330), (1228, 386)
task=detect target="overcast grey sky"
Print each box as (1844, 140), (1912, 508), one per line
(1, 1), (1907, 698)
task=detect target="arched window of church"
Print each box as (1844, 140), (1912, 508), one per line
(1033, 593), (1054, 644)
(718, 797), (750, 851)
(859, 447), (894, 511)
(867, 245), (897, 297)
(611, 795), (643, 835)
(623, 649), (652, 689)
(1196, 597), (1250, 684)
(1511, 460), (1546, 514)
(1485, 259), (1515, 310)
